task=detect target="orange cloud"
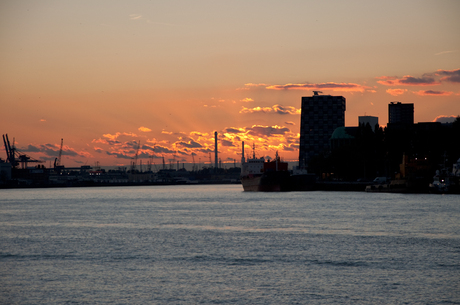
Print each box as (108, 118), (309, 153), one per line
(240, 105), (301, 114)
(240, 98), (254, 102)
(174, 139), (203, 149)
(244, 83), (267, 88)
(432, 115), (458, 123)
(376, 75), (440, 86)
(386, 88), (407, 96)
(102, 132), (138, 141)
(413, 90), (453, 96)
(138, 126), (152, 132)
(265, 82), (368, 92)
(240, 106), (273, 114)
(237, 83), (268, 90)
(272, 105), (301, 115)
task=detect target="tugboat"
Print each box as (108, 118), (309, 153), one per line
(240, 142), (316, 192)
(429, 158), (460, 194)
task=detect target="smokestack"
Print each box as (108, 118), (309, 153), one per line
(214, 131), (218, 170)
(241, 141), (245, 164)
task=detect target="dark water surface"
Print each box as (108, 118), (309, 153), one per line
(1, 185), (459, 304)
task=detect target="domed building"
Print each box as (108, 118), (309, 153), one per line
(330, 127), (359, 150)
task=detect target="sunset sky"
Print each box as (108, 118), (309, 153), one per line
(1, 0), (459, 168)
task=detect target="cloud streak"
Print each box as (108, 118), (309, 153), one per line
(240, 106), (272, 114)
(239, 105), (300, 115)
(129, 14), (142, 20)
(246, 125), (291, 137)
(436, 68), (460, 83)
(386, 88), (407, 96)
(266, 82), (369, 92)
(435, 50), (458, 56)
(413, 90), (453, 96)
(376, 75), (439, 86)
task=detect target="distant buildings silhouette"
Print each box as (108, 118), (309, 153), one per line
(298, 92), (460, 184)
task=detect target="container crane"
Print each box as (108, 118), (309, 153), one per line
(54, 138), (63, 168)
(2, 134), (43, 169)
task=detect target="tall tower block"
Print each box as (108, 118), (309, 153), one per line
(388, 102), (414, 127)
(299, 92), (346, 168)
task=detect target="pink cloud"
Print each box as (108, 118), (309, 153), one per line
(436, 68), (460, 83)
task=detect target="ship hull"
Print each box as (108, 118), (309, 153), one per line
(240, 175), (263, 191)
(241, 171), (316, 192)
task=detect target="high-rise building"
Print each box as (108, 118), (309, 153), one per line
(388, 102), (414, 126)
(299, 92), (346, 168)
(359, 115), (379, 129)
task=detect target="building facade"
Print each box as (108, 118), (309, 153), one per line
(299, 93), (346, 168)
(388, 102), (414, 126)
(359, 115), (379, 129)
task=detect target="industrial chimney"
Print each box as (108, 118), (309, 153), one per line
(214, 131), (218, 170)
(241, 141), (245, 164)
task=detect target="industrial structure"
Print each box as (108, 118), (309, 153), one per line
(214, 131), (218, 171)
(2, 134), (43, 169)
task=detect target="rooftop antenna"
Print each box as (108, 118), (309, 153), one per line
(313, 91), (323, 96)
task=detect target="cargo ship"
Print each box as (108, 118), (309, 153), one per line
(240, 142), (316, 192)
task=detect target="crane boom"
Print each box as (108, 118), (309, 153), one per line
(3, 134), (43, 169)
(57, 138), (63, 166)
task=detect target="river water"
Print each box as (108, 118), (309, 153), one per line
(1, 185), (459, 304)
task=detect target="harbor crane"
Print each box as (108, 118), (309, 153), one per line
(2, 134), (43, 169)
(54, 138), (63, 168)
